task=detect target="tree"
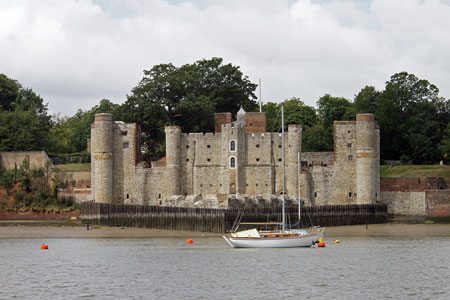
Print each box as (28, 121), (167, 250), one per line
(0, 73), (20, 111)
(354, 86), (380, 114)
(376, 72), (449, 162)
(440, 123), (450, 161)
(118, 58), (258, 158)
(317, 94), (356, 128)
(0, 109), (50, 151)
(302, 123), (333, 152)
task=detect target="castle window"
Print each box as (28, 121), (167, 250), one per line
(158, 193), (161, 199)
(348, 155), (353, 161)
(348, 192), (352, 198)
(256, 158), (260, 162)
(256, 183), (258, 186)
(207, 158), (211, 162)
(121, 131), (128, 136)
(256, 144), (260, 148)
(278, 145), (282, 149)
(314, 192), (317, 198)
(186, 145), (189, 149)
(207, 144), (211, 148)
(375, 193), (377, 198)
(186, 159), (189, 162)
(230, 157), (236, 169)
(278, 158), (282, 162)
(123, 142), (129, 149)
(230, 140), (236, 152)
(347, 143), (352, 149)
(126, 194), (129, 199)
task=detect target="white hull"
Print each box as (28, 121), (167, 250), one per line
(223, 233), (321, 248)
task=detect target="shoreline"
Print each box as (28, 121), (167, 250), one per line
(1, 222), (450, 239)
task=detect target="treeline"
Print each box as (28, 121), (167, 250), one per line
(1, 58), (449, 164)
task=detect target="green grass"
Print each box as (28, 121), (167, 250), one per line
(380, 164), (450, 181)
(55, 163), (91, 172)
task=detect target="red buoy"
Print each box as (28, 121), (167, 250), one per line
(318, 242), (325, 247)
(187, 239), (193, 244)
(41, 244), (48, 250)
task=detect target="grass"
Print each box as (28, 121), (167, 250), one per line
(380, 164), (450, 181)
(55, 163), (91, 172)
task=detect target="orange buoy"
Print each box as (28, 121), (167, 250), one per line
(41, 244), (48, 250)
(187, 239), (193, 244)
(318, 242), (325, 247)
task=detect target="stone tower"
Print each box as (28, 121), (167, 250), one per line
(287, 124), (302, 197)
(165, 126), (182, 195)
(356, 114), (376, 204)
(92, 113), (114, 203)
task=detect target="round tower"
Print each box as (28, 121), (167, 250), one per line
(356, 114), (376, 204)
(287, 124), (302, 197)
(93, 113), (114, 203)
(165, 126), (181, 195)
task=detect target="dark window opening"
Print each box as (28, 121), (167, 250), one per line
(348, 155), (353, 161)
(347, 143), (352, 149)
(126, 194), (129, 199)
(230, 140), (236, 152)
(230, 157), (236, 168)
(207, 144), (211, 148)
(123, 142), (129, 149)
(256, 144), (260, 148)
(314, 192), (317, 198)
(158, 193), (161, 199)
(186, 145), (189, 149)
(256, 158), (260, 162)
(349, 192), (352, 198)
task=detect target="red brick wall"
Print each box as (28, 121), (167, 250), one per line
(380, 177), (447, 192)
(425, 190), (450, 217)
(245, 112), (266, 133)
(214, 113), (232, 133)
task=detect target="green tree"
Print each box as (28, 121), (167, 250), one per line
(376, 72), (449, 162)
(0, 73), (20, 111)
(440, 123), (450, 161)
(118, 58), (258, 158)
(302, 123), (334, 152)
(317, 94), (356, 128)
(354, 86), (380, 114)
(0, 109), (50, 151)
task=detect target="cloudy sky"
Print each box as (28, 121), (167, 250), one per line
(1, 0), (450, 116)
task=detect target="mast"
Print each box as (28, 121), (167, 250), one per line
(259, 78), (262, 112)
(282, 105), (286, 231)
(298, 151), (301, 226)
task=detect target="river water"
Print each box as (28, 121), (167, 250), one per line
(1, 236), (450, 299)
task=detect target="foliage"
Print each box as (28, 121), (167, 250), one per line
(439, 123), (450, 161)
(0, 73), (20, 111)
(317, 94), (356, 128)
(0, 161), (79, 212)
(0, 74), (52, 152)
(302, 123), (334, 152)
(0, 109), (51, 151)
(375, 72), (449, 162)
(116, 57), (258, 159)
(354, 86), (380, 114)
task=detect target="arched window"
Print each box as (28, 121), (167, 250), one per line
(230, 157), (236, 169)
(230, 140), (236, 152)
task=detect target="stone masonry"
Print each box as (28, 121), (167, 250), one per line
(90, 110), (380, 207)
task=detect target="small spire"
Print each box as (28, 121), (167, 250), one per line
(237, 106), (246, 124)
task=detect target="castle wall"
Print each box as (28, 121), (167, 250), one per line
(331, 121), (357, 204)
(91, 112), (381, 208)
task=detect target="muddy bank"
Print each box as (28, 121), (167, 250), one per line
(1, 223), (450, 239)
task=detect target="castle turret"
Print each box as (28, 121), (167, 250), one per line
(356, 114), (376, 204)
(92, 113), (114, 203)
(287, 124), (302, 197)
(165, 126), (181, 195)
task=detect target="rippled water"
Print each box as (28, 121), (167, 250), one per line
(1, 235), (450, 299)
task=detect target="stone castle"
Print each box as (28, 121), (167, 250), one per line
(91, 109), (380, 207)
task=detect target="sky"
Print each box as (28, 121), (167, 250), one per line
(1, 0), (450, 116)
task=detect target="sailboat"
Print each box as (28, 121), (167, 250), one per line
(223, 106), (325, 248)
